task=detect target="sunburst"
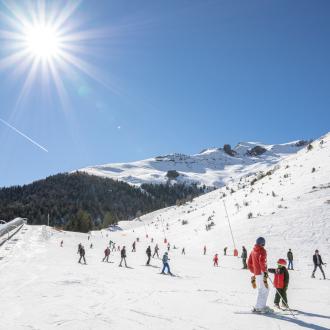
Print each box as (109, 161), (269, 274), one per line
(0, 0), (109, 107)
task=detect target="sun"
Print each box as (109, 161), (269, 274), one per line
(0, 0), (114, 107)
(24, 23), (61, 60)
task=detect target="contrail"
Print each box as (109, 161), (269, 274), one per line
(0, 118), (48, 153)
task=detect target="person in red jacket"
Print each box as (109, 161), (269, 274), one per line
(248, 237), (271, 313)
(213, 254), (219, 267)
(268, 259), (290, 309)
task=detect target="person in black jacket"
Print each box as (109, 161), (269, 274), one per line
(119, 246), (128, 267)
(287, 249), (293, 270)
(146, 246), (151, 265)
(78, 245), (86, 264)
(241, 246), (248, 269)
(311, 250), (326, 279)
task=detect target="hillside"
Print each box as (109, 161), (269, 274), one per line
(126, 133), (330, 261)
(0, 172), (203, 230)
(79, 140), (309, 188)
(0, 134), (329, 330)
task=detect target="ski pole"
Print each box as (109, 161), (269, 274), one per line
(268, 276), (297, 319)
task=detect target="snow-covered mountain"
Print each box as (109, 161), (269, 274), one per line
(1, 134), (329, 329)
(79, 140), (309, 188)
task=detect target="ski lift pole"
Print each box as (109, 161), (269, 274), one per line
(267, 276), (297, 319)
(142, 219), (148, 238)
(223, 200), (237, 254)
(160, 217), (167, 243)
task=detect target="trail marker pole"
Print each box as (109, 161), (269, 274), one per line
(223, 200), (237, 254)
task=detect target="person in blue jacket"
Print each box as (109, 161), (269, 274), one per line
(161, 252), (173, 275)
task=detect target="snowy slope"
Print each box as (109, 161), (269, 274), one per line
(79, 140), (308, 188)
(1, 134), (329, 330)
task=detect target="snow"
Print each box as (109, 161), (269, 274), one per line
(1, 134), (330, 329)
(78, 140), (307, 188)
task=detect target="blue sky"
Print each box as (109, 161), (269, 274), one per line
(0, 0), (329, 187)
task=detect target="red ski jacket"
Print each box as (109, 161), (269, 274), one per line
(248, 244), (267, 275)
(268, 267), (289, 289)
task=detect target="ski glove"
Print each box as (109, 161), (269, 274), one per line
(251, 276), (257, 289)
(263, 273), (269, 289)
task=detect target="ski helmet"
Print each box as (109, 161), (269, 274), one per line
(256, 237), (265, 246)
(277, 258), (287, 266)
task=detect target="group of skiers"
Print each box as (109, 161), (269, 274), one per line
(73, 233), (326, 313)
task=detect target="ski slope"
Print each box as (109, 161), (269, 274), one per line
(79, 140), (307, 188)
(1, 134), (330, 329)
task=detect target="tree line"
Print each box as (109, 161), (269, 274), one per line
(0, 172), (204, 232)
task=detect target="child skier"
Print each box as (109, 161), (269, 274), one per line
(213, 253), (219, 267)
(268, 259), (290, 309)
(161, 252), (173, 275)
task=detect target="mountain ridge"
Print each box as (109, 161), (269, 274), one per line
(79, 139), (311, 188)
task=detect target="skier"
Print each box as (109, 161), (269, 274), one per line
(182, 247), (185, 255)
(161, 252), (173, 275)
(78, 245), (86, 264)
(103, 246), (110, 262)
(60, 240), (63, 247)
(132, 241), (136, 252)
(146, 245), (152, 265)
(203, 245), (207, 255)
(153, 244), (160, 258)
(90, 243), (93, 249)
(224, 247), (228, 256)
(167, 242), (170, 251)
(268, 259), (290, 309)
(287, 249), (294, 270)
(77, 243), (82, 254)
(112, 242), (116, 252)
(311, 250), (326, 279)
(119, 246), (128, 267)
(213, 253), (219, 267)
(248, 237), (272, 313)
(241, 246), (248, 269)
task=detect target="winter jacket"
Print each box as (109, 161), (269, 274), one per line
(79, 247), (85, 256)
(268, 266), (289, 289)
(248, 244), (267, 275)
(146, 247), (151, 256)
(287, 251), (293, 261)
(104, 248), (110, 256)
(162, 254), (169, 264)
(313, 254), (324, 266)
(213, 255), (219, 262)
(241, 248), (247, 259)
(121, 248), (126, 258)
